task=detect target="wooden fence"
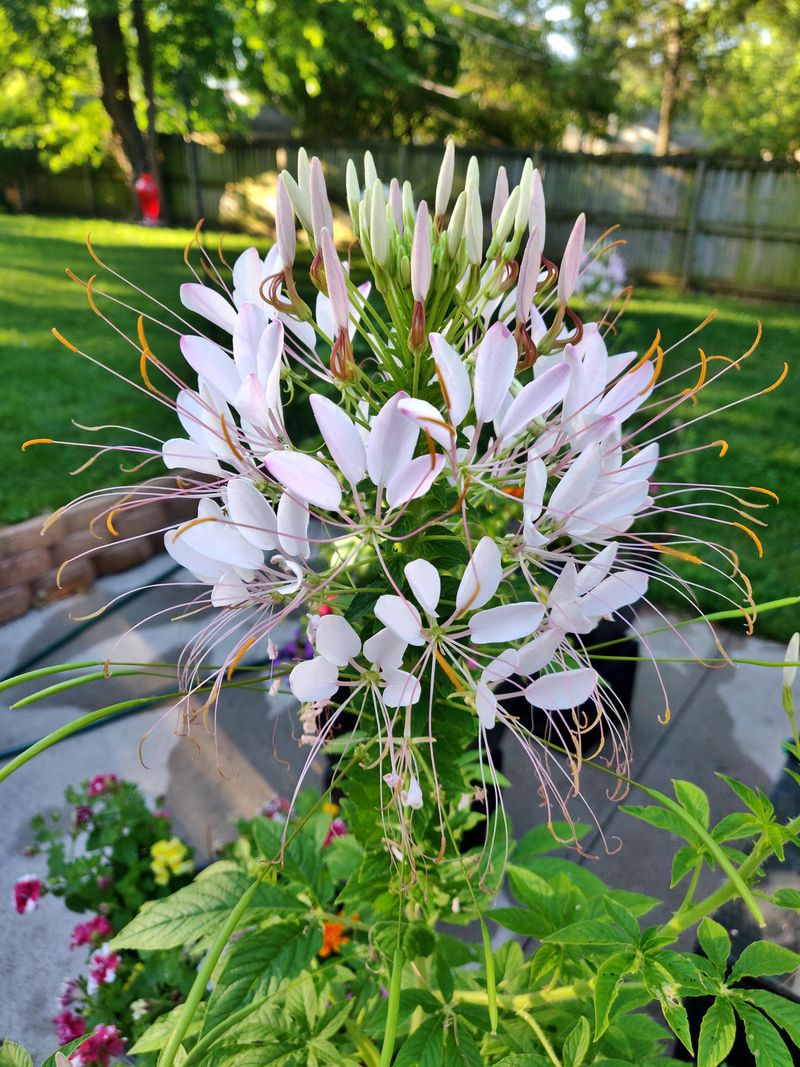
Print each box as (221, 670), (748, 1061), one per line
(9, 136), (800, 300)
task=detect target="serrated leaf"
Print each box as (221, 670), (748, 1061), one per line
(394, 1018), (445, 1066)
(544, 919), (632, 946)
(697, 998), (736, 1067)
(489, 906), (552, 938)
(736, 1002), (794, 1067)
(562, 1016), (591, 1067)
(603, 897), (640, 941)
(673, 780), (710, 828)
(621, 804), (690, 839)
(129, 1004), (203, 1053)
(729, 940), (800, 983)
(642, 958), (692, 1054)
(0, 1042), (33, 1067)
(507, 865), (554, 905)
(670, 845), (700, 888)
(745, 988), (800, 1047)
(717, 775), (773, 822)
(697, 918), (731, 975)
(594, 950), (636, 1038)
(711, 811), (762, 843)
(442, 1028), (483, 1066)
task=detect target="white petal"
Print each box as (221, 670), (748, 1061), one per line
(289, 657), (339, 703)
(180, 336), (241, 404)
(386, 454), (445, 509)
(430, 333), (471, 425)
(265, 451), (342, 511)
(271, 555), (304, 594)
(579, 570), (648, 616)
(473, 322), (517, 424)
(456, 536), (502, 613)
(374, 595), (426, 646)
(496, 362), (571, 440)
(364, 628), (407, 670)
(557, 214), (585, 304)
(403, 776), (424, 809)
(181, 509), (263, 571)
(234, 373), (269, 431)
(515, 630), (560, 675)
(475, 682), (498, 730)
(575, 544), (619, 595)
(315, 614), (362, 666)
(226, 477), (279, 550)
(277, 492), (310, 559)
(547, 443), (602, 522)
(180, 283), (238, 334)
(233, 303), (265, 379)
(481, 649), (519, 685)
(367, 392), (419, 488)
(164, 527), (226, 582)
(231, 247), (271, 308)
(176, 390), (216, 448)
(404, 559), (441, 617)
(568, 480), (650, 535)
(256, 320), (285, 384)
(596, 363), (654, 422)
(397, 397), (455, 450)
(523, 454), (547, 525)
(162, 438), (223, 477)
(310, 394), (367, 485)
(525, 667), (598, 710)
(315, 290), (334, 340)
(382, 669), (422, 708)
(469, 602), (545, 644)
(211, 570), (252, 607)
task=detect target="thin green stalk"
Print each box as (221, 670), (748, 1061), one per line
(10, 669), (153, 707)
(517, 1008), (563, 1067)
(379, 947), (404, 1067)
(481, 919), (499, 1033)
(345, 1020), (381, 1067)
(158, 868), (268, 1067)
(455, 979), (597, 1010)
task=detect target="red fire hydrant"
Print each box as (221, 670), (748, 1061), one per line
(134, 172), (161, 225)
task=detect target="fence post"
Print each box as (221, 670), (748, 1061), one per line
(680, 158), (707, 291)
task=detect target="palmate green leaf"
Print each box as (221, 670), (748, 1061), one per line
(544, 919), (633, 947)
(561, 1016), (591, 1067)
(745, 988), (800, 1047)
(717, 774), (774, 824)
(697, 998), (736, 1067)
(697, 918), (731, 975)
(642, 958), (692, 1054)
(110, 862), (255, 950)
(594, 950), (637, 1038)
(711, 811), (763, 843)
(489, 906), (552, 939)
(0, 1042), (33, 1067)
(729, 940), (800, 982)
(602, 897), (640, 942)
(673, 780), (710, 828)
(735, 1002), (794, 1067)
(394, 1018), (445, 1066)
(204, 1039), (306, 1067)
(620, 804), (690, 839)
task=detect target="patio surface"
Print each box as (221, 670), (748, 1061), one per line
(0, 554), (796, 1056)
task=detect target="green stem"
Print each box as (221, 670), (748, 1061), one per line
(158, 867), (267, 1067)
(517, 1008), (563, 1067)
(345, 1019), (382, 1067)
(10, 669), (149, 707)
(379, 947), (404, 1067)
(455, 979), (597, 1010)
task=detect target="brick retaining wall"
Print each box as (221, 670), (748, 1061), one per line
(0, 480), (196, 624)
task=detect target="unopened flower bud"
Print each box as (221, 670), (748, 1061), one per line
(515, 158), (534, 236)
(435, 139), (455, 219)
(557, 213), (585, 304)
(403, 776), (423, 810)
(465, 154), (479, 197)
(399, 254), (411, 287)
(491, 166), (509, 229)
(530, 168), (546, 246)
(401, 180), (415, 231)
(281, 172), (313, 237)
(345, 159), (360, 234)
(447, 191), (467, 258)
(516, 227), (543, 325)
(364, 150), (378, 192)
(785, 632), (799, 688)
(275, 175), (296, 268)
(388, 177), (403, 232)
(296, 147), (311, 195)
(465, 181), (483, 265)
(310, 157), (333, 246)
(488, 186), (519, 257)
(411, 201), (432, 303)
(319, 228), (349, 332)
(370, 180), (389, 266)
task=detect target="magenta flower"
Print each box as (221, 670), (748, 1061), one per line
(12, 874), (42, 914)
(87, 774), (118, 797)
(58, 977), (82, 1009)
(53, 1008), (86, 1045)
(69, 1024), (125, 1067)
(70, 914), (113, 949)
(72, 805), (93, 830)
(323, 818), (348, 848)
(86, 944), (120, 995)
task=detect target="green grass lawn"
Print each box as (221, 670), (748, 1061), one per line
(1, 213), (798, 639)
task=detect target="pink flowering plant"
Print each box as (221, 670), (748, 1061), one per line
(3, 144), (800, 1065)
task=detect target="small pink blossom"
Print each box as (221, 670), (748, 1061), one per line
(323, 818), (348, 848)
(70, 914), (113, 949)
(96, 874), (112, 891)
(72, 805), (93, 829)
(86, 943), (120, 995)
(87, 774), (118, 797)
(12, 874), (42, 914)
(53, 1007), (86, 1045)
(58, 976), (82, 1009)
(260, 795), (291, 821)
(69, 1024), (125, 1067)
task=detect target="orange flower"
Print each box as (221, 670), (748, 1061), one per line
(319, 917), (349, 958)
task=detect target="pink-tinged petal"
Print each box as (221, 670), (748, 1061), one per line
(316, 614), (362, 666)
(233, 304), (264, 379)
(605, 350), (639, 381)
(290, 656), (339, 703)
(557, 214), (585, 305)
(547, 443), (602, 522)
(374, 594), (425, 646)
(410, 201), (432, 302)
(277, 492), (310, 559)
(403, 776), (424, 809)
(435, 140), (455, 218)
(382, 669), (422, 708)
(397, 397), (455, 450)
(523, 454), (547, 525)
(226, 477), (279, 550)
(514, 630), (560, 675)
(529, 168), (546, 246)
(310, 394), (366, 485)
(404, 558), (441, 617)
(265, 451), (342, 511)
(264, 357), (284, 434)
(475, 682), (498, 729)
(481, 649), (519, 685)
(180, 336), (241, 404)
(164, 527), (226, 582)
(491, 165), (509, 228)
(315, 290), (335, 341)
(181, 508), (263, 571)
(366, 392), (419, 487)
(310, 157), (333, 244)
(616, 441), (659, 482)
(319, 227), (349, 333)
(180, 283), (238, 334)
(211, 570), (252, 607)
(516, 227), (543, 324)
(234, 373), (268, 430)
(232, 247), (272, 308)
(525, 666), (598, 710)
(569, 479), (650, 533)
(575, 543), (619, 595)
(277, 310), (317, 353)
(256, 319), (284, 384)
(386, 454), (445, 509)
(596, 362), (654, 422)
(162, 437), (223, 477)
(363, 628), (407, 669)
(175, 390), (215, 448)
(456, 536), (502, 613)
(430, 333), (471, 426)
(473, 322), (517, 425)
(579, 570), (648, 616)
(497, 361), (571, 440)
(469, 602), (545, 644)
(275, 174), (296, 267)
(529, 305), (548, 346)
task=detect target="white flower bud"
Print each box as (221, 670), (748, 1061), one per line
(515, 158), (534, 235)
(275, 174), (296, 268)
(364, 150), (378, 192)
(310, 157), (333, 245)
(465, 155), (480, 197)
(388, 177), (403, 232)
(345, 159), (361, 233)
(557, 213), (586, 304)
(465, 180), (483, 265)
(785, 632), (799, 688)
(296, 146), (310, 195)
(516, 227), (543, 324)
(320, 228), (349, 333)
(411, 201), (432, 302)
(401, 180), (415, 230)
(281, 172), (313, 236)
(370, 179), (389, 266)
(435, 138), (455, 218)
(491, 166), (509, 229)
(530, 168), (546, 247)
(490, 186), (519, 254)
(447, 191), (467, 258)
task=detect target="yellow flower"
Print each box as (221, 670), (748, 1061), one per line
(150, 837), (192, 885)
(322, 802), (339, 816)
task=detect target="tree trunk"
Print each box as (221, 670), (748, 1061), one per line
(86, 0), (148, 183)
(130, 0), (164, 199)
(655, 0), (684, 156)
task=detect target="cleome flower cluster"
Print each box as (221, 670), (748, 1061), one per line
(34, 144), (785, 860)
